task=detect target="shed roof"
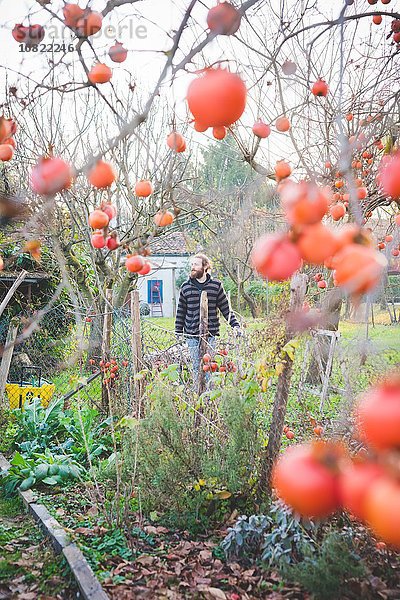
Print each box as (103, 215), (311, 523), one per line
(0, 271), (50, 283)
(150, 231), (196, 256)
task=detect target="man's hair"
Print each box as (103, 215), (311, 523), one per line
(192, 253), (211, 273)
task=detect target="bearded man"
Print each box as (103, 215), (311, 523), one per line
(175, 253), (242, 386)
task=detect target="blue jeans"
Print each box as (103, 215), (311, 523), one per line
(186, 335), (216, 389)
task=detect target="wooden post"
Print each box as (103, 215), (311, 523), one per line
(259, 273), (307, 500)
(101, 288), (113, 412)
(236, 264), (241, 313)
(0, 270), (27, 319)
(197, 291), (208, 398)
(0, 318), (19, 404)
(130, 289), (143, 412)
(171, 267), (177, 317)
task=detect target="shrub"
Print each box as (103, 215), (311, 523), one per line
(139, 302), (150, 316)
(60, 407), (114, 463)
(176, 266), (190, 289)
(221, 505), (366, 599)
(221, 501), (318, 566)
(282, 530), (366, 600)
(123, 381), (261, 531)
(1, 449), (85, 497)
(0, 407), (18, 454)
(11, 396), (66, 454)
(221, 514), (272, 562)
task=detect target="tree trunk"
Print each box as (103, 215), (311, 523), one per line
(101, 288), (113, 412)
(344, 295), (351, 320)
(241, 289), (259, 318)
(237, 265), (241, 313)
(114, 273), (134, 309)
(131, 290), (143, 414)
(64, 246), (96, 308)
(259, 273), (308, 500)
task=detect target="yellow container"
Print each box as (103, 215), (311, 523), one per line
(5, 382), (56, 409)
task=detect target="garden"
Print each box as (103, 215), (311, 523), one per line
(0, 1), (400, 599)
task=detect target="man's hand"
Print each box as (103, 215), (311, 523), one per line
(175, 332), (185, 344)
(233, 326), (243, 337)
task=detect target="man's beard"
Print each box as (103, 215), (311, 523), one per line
(191, 268), (204, 279)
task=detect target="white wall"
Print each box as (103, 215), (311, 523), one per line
(137, 255), (190, 318)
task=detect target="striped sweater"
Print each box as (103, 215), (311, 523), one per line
(175, 274), (240, 337)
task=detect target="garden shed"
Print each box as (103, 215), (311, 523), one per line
(136, 232), (194, 318)
(0, 270), (50, 309)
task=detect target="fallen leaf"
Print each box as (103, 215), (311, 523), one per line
(204, 587), (227, 600)
(156, 526), (169, 534)
(74, 527), (95, 536)
(136, 555), (155, 566)
(13, 559), (33, 567)
(199, 549), (213, 563)
(215, 490), (232, 500)
(143, 525), (158, 535)
(87, 505), (99, 517)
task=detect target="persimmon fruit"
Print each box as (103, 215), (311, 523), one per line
(272, 442), (341, 518)
(333, 244), (387, 296)
(0, 144), (14, 162)
(31, 157), (73, 195)
(88, 160), (116, 188)
(88, 63), (112, 84)
(297, 223), (338, 265)
(251, 233), (302, 281)
(355, 376), (400, 450)
(135, 180), (153, 197)
(364, 477), (400, 548)
(63, 4), (84, 27)
(206, 2), (241, 35)
(187, 68), (246, 127)
(77, 11), (103, 36)
(330, 203), (346, 221)
(312, 79), (329, 97)
(252, 121), (271, 138)
(154, 211), (174, 227)
(109, 41), (128, 63)
(126, 255), (145, 272)
(339, 462), (385, 521)
(91, 231), (106, 249)
(167, 132), (186, 152)
(274, 160), (291, 181)
(88, 209), (109, 229)
(280, 180), (329, 225)
(276, 116), (290, 132)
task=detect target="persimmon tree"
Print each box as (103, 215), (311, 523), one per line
(1, 0), (266, 327)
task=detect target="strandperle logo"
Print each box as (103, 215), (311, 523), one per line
(44, 19), (148, 41)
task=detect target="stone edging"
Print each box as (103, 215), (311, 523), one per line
(0, 454), (109, 600)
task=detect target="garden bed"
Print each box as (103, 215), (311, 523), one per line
(1, 316), (399, 599)
(35, 482), (400, 600)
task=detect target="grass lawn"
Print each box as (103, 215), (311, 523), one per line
(339, 320), (399, 350)
(144, 307), (399, 352)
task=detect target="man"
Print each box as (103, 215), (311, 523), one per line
(175, 253), (242, 386)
